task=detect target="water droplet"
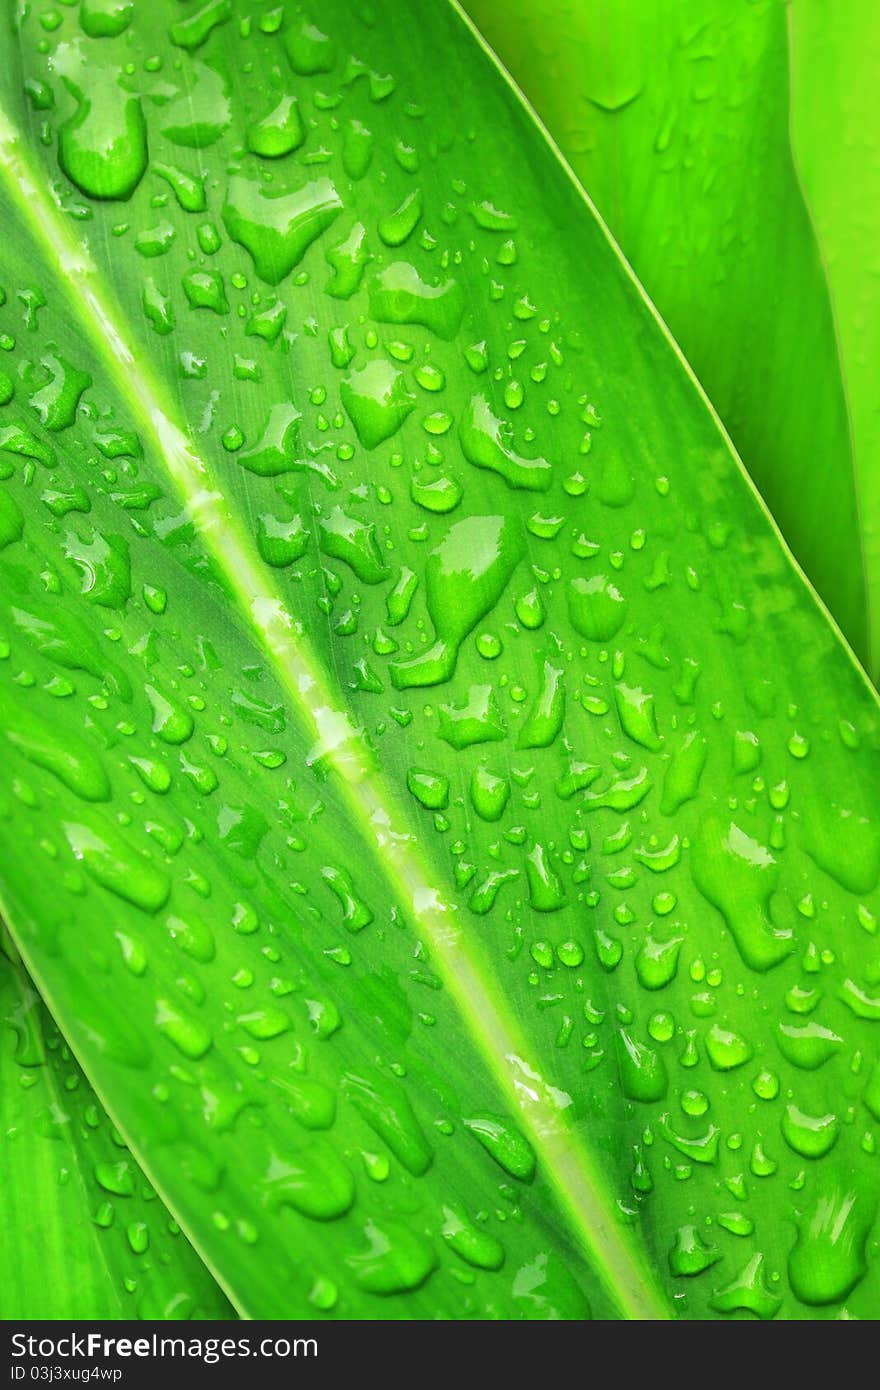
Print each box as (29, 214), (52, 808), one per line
(343, 1070), (433, 1176)
(705, 1024), (752, 1072)
(29, 352), (91, 432)
(59, 84), (147, 201)
(81, 0), (133, 39)
(153, 162), (206, 212)
(145, 683), (193, 745)
(510, 1253), (591, 1319)
(460, 393), (552, 491)
(322, 865), (373, 932)
(438, 685), (505, 749)
(65, 820), (168, 912)
(341, 359), (415, 447)
(788, 1181), (875, 1305)
(369, 261), (464, 339)
(710, 1254), (780, 1319)
(615, 682), (662, 751)
(441, 1203), (504, 1271)
(391, 514), (521, 689)
(379, 189), (422, 247)
(160, 62), (230, 148)
(247, 94), (304, 159)
(525, 842), (565, 912)
(568, 574), (626, 641)
(407, 767), (449, 811)
(669, 1225), (720, 1276)
(223, 176), (342, 285)
(256, 511), (308, 567)
(410, 473), (461, 514)
(182, 269), (229, 314)
(154, 998), (212, 1059)
(94, 1160), (135, 1197)
(635, 931), (683, 990)
(463, 1113), (535, 1181)
(776, 1020), (843, 1070)
(325, 221), (369, 299)
(616, 1028), (668, 1102)
(263, 1140), (354, 1220)
(318, 506), (388, 583)
(2, 690), (109, 801)
(346, 1219), (436, 1295)
(660, 731), (707, 815)
(781, 1104), (839, 1159)
(283, 14), (336, 75)
(64, 530), (130, 608)
(517, 655), (565, 749)
(691, 817), (791, 971)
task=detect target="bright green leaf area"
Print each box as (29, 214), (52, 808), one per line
(789, 0), (880, 676)
(0, 931), (233, 1319)
(465, 0), (871, 669)
(0, 0), (878, 1321)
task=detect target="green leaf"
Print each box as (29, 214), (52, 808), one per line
(464, 0), (871, 667)
(0, 929), (233, 1319)
(0, 0), (879, 1320)
(789, 0), (880, 676)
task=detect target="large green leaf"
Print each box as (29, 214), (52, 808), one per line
(0, 929), (232, 1318)
(0, 0), (879, 1320)
(789, 0), (880, 675)
(464, 0), (871, 668)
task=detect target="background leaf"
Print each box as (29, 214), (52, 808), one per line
(0, 0), (878, 1321)
(789, 0), (880, 675)
(0, 930), (232, 1319)
(464, 0), (871, 667)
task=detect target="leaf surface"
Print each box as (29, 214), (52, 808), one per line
(0, 0), (879, 1320)
(464, 0), (871, 665)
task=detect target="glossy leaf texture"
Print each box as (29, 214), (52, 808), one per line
(464, 0), (871, 668)
(789, 0), (880, 678)
(0, 0), (879, 1321)
(0, 930), (233, 1319)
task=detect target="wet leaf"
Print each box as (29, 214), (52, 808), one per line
(0, 0), (878, 1321)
